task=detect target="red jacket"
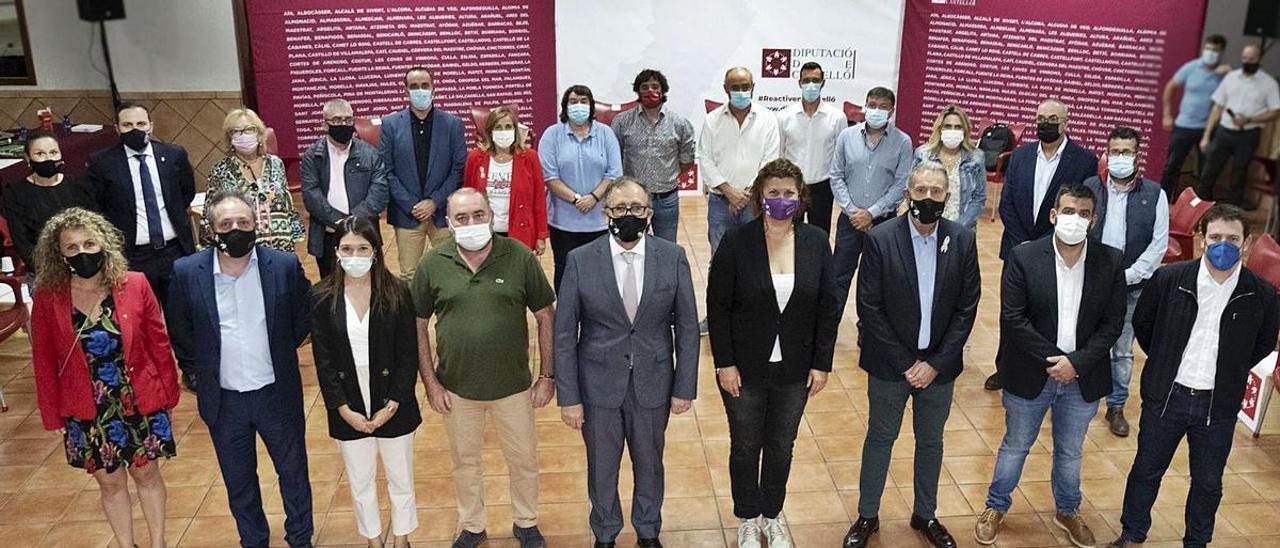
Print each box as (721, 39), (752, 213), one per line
(31, 271), (179, 430)
(463, 148), (548, 250)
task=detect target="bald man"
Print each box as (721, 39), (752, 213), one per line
(1196, 43), (1280, 208)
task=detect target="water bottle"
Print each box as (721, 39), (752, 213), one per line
(62, 114), (72, 133)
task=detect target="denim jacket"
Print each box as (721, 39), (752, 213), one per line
(914, 144), (986, 230)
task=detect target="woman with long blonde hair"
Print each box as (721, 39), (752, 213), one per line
(915, 104), (987, 230)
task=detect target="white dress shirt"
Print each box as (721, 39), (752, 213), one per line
(779, 102), (846, 185)
(344, 294), (373, 415)
(1100, 179), (1170, 286)
(1212, 68), (1280, 130)
(126, 144), (178, 245)
(1175, 260), (1241, 389)
(769, 273), (796, 362)
(327, 140), (351, 216)
(609, 234), (645, 305)
(1053, 240), (1087, 354)
(697, 105), (780, 193)
(1032, 139), (1066, 223)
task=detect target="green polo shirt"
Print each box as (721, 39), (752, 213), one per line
(412, 236), (555, 401)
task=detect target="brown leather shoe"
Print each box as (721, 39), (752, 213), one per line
(983, 372), (1002, 391)
(1054, 513), (1096, 548)
(974, 507), (1004, 545)
(1106, 406), (1130, 437)
(1105, 536), (1142, 547)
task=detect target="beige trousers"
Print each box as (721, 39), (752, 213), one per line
(443, 389), (539, 533)
(395, 221), (451, 279)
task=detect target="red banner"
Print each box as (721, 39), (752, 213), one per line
(896, 0), (1207, 174)
(244, 0), (557, 162)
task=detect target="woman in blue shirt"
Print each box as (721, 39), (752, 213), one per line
(538, 85), (623, 291)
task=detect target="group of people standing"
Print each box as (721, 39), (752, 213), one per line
(12, 38), (1280, 548)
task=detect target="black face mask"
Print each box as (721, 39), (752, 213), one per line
(1036, 121), (1061, 144)
(1244, 62), (1261, 75)
(608, 215), (648, 243)
(121, 128), (149, 151)
(910, 198), (945, 224)
(328, 124), (356, 144)
(216, 229), (257, 258)
(30, 159), (64, 178)
(65, 251), (105, 279)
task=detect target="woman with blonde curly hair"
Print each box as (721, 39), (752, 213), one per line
(30, 207), (179, 548)
(206, 107), (304, 252)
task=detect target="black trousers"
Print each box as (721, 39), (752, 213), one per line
(804, 179), (834, 235)
(314, 231), (340, 280)
(1159, 126), (1204, 201)
(127, 240), (194, 374)
(549, 227), (607, 293)
(721, 373), (809, 519)
(1197, 126), (1261, 206)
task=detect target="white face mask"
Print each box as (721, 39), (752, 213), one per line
(940, 128), (964, 149)
(453, 222), (493, 251)
(1053, 213), (1089, 245)
(338, 256), (373, 278)
(492, 129), (516, 149)
(864, 108), (890, 129)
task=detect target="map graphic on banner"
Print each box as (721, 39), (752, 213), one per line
(244, 0), (557, 163)
(896, 0), (1207, 175)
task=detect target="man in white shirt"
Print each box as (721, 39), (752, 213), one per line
(1112, 204), (1280, 548)
(779, 62), (846, 234)
(1082, 127), (1169, 437)
(1196, 43), (1280, 207)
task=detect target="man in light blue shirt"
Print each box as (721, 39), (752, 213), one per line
(214, 248), (274, 391)
(1160, 34), (1228, 200)
(830, 86), (915, 312)
(1083, 127), (1168, 438)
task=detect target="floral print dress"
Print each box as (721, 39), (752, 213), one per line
(63, 295), (177, 474)
(207, 154), (305, 252)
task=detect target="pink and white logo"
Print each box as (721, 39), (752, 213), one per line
(762, 49), (791, 78)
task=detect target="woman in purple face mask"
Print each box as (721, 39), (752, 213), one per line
(206, 108), (304, 252)
(706, 158), (842, 548)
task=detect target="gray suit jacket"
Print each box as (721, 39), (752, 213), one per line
(300, 136), (390, 257)
(555, 234), (699, 409)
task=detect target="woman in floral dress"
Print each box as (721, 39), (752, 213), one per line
(206, 108), (304, 252)
(30, 208), (180, 548)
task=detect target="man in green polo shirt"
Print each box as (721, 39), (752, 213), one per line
(412, 187), (556, 548)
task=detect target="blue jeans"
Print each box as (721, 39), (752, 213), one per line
(1119, 388), (1235, 547)
(649, 191), (680, 242)
(1107, 288), (1142, 408)
(832, 212), (891, 313)
(707, 193), (756, 255)
(986, 377), (1097, 515)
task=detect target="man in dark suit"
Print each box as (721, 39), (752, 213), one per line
(300, 98), (390, 277)
(555, 177), (699, 548)
(167, 190), (314, 548)
(844, 162), (980, 548)
(87, 102), (197, 388)
(380, 66), (467, 280)
(988, 99), (1099, 391)
(975, 184), (1126, 548)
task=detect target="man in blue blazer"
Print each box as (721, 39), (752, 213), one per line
(379, 66), (467, 279)
(167, 190), (314, 548)
(989, 99), (1098, 391)
(554, 178), (700, 548)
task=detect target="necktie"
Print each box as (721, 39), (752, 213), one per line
(622, 251), (638, 322)
(136, 154), (166, 248)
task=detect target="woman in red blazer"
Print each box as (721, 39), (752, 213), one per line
(30, 207), (179, 548)
(463, 106), (549, 253)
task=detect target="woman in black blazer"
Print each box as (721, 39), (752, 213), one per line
(311, 217), (421, 548)
(707, 158), (841, 548)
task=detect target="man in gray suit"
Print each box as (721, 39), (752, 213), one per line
(555, 177), (700, 548)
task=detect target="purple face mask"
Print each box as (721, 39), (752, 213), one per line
(763, 197), (799, 220)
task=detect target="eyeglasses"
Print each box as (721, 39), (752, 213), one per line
(908, 187), (947, 200)
(228, 126), (258, 137)
(1035, 115), (1066, 124)
(606, 205), (651, 216)
(326, 116), (355, 125)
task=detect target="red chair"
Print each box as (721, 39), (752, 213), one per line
(263, 127), (278, 156)
(353, 117), (382, 147)
(469, 104), (521, 138)
(842, 101), (865, 125)
(975, 122), (1028, 222)
(593, 100), (638, 125)
(1247, 233), (1280, 295)
(0, 216), (29, 412)
(704, 99), (723, 113)
(1165, 187), (1215, 263)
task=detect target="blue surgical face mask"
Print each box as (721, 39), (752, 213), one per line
(409, 88), (432, 110)
(864, 107), (890, 129)
(729, 90), (752, 109)
(800, 83), (822, 103)
(1201, 49), (1220, 66)
(567, 103), (591, 125)
(1108, 153), (1136, 180)
(1206, 240), (1241, 271)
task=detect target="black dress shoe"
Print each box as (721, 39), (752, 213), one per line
(910, 515), (957, 548)
(842, 515), (879, 548)
(984, 372), (1002, 391)
(182, 370), (198, 392)
(593, 542), (615, 548)
(637, 539), (662, 548)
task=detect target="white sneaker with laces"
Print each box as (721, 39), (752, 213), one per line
(737, 517), (762, 548)
(762, 517), (792, 548)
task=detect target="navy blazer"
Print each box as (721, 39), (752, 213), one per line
(997, 138), (1098, 260)
(299, 136), (390, 257)
(857, 216), (981, 384)
(378, 108), (467, 229)
(87, 141), (197, 255)
(166, 246), (312, 426)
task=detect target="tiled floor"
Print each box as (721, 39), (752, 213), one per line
(2, 197), (1280, 547)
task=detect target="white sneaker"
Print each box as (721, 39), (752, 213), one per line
(762, 517), (793, 548)
(737, 517), (762, 548)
